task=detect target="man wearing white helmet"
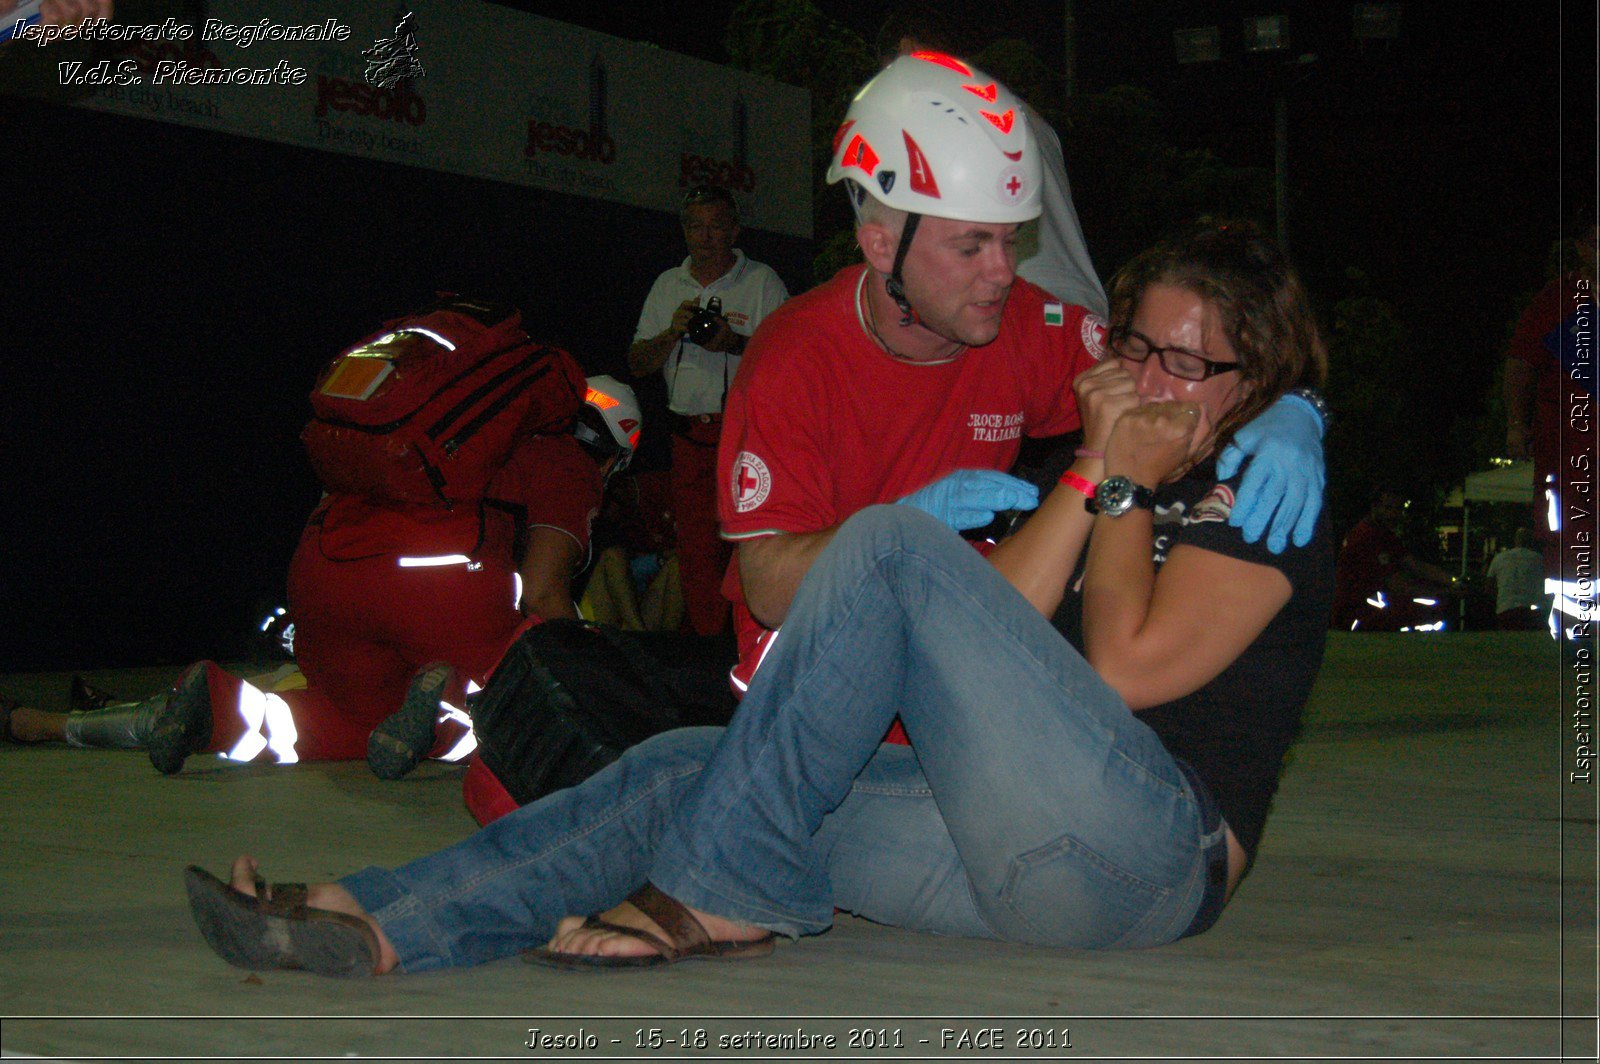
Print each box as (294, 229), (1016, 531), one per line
(718, 52), (1325, 710)
(709, 52), (1099, 710)
(875, 9), (1107, 317)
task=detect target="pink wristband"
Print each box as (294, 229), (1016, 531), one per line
(1059, 471), (1097, 499)
(1074, 448), (1104, 459)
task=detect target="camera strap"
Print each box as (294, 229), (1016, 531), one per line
(666, 335), (684, 404)
(668, 294), (735, 414)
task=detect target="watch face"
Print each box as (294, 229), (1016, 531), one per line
(1096, 475), (1136, 517)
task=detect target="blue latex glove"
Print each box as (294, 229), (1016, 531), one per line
(1214, 392), (1325, 553)
(897, 469), (1040, 532)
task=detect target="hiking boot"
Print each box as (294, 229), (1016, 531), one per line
(146, 662), (214, 776)
(366, 662), (454, 781)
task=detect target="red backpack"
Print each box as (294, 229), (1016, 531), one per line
(301, 297), (586, 508)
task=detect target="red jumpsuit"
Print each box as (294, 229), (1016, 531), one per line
(191, 434), (601, 769)
(1507, 274), (1596, 581)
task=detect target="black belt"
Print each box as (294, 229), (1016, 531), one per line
(672, 412), (723, 445)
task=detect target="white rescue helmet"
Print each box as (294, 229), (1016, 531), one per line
(826, 51), (1041, 225)
(576, 375), (642, 476)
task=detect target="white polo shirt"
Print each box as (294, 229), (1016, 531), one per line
(633, 250), (789, 416)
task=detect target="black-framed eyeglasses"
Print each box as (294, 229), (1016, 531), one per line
(1108, 325), (1241, 382)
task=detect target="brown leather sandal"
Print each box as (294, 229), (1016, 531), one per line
(522, 882), (776, 971)
(183, 866), (381, 978)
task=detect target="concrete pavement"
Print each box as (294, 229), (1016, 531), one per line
(1, 632), (1592, 1061)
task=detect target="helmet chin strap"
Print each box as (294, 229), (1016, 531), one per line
(884, 212), (923, 326)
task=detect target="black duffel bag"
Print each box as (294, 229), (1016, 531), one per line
(469, 619), (739, 805)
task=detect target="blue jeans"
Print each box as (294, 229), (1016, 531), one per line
(343, 506), (1220, 971)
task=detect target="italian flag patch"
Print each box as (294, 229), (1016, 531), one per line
(1043, 302), (1064, 326)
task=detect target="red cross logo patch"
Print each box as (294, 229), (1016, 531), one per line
(732, 452), (772, 513)
(997, 164), (1027, 205)
(1082, 314), (1107, 360)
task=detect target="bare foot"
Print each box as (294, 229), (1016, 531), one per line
(227, 855), (402, 973)
(6, 705), (68, 743)
(544, 890), (768, 961)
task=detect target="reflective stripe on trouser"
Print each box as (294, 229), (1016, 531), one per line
(1547, 577), (1598, 640)
(219, 681), (301, 764)
(61, 697), (162, 748)
(433, 699), (478, 763)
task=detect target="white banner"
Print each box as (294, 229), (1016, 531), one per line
(0, 0), (812, 236)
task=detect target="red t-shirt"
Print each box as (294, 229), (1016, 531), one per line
(313, 433), (602, 563)
(1331, 517), (1405, 625)
(716, 265), (1105, 718)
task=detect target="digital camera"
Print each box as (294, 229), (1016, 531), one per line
(685, 296), (726, 346)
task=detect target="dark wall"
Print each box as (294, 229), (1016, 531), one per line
(2, 97), (811, 670)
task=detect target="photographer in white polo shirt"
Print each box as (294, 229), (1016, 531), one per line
(627, 185), (788, 636)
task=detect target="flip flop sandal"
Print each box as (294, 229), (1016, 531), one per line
(183, 866), (381, 978)
(521, 882), (776, 972)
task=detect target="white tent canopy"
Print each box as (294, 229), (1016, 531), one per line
(1446, 461), (1536, 507)
(1449, 460), (1539, 597)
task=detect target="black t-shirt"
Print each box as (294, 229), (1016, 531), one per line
(1052, 463), (1335, 858)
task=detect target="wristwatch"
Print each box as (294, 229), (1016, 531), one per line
(1285, 387), (1331, 435)
(1087, 475), (1155, 517)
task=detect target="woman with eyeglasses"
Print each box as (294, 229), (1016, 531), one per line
(184, 219), (1334, 975)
